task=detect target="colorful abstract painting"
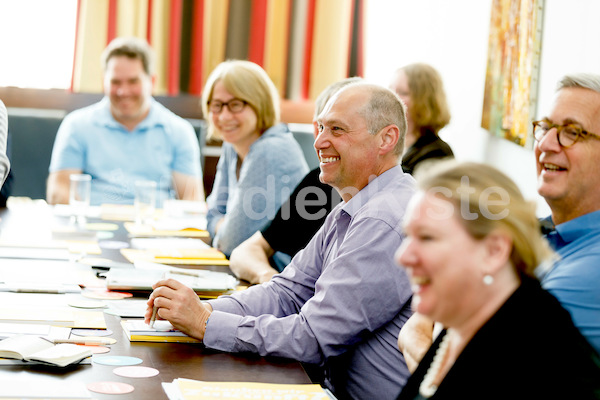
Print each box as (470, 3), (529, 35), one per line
(481, 0), (544, 148)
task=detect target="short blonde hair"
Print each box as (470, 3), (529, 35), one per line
(415, 160), (553, 278)
(397, 63), (450, 135)
(201, 60), (280, 140)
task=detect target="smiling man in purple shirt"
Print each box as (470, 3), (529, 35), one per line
(147, 82), (416, 399)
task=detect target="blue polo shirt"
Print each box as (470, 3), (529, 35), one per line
(542, 209), (600, 353)
(49, 97), (201, 205)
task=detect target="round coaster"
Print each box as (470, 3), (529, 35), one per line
(87, 381), (134, 395)
(86, 223), (119, 231)
(99, 240), (129, 249)
(93, 356), (143, 366)
(71, 329), (114, 337)
(82, 289), (133, 300)
(96, 231), (115, 240)
(113, 366), (159, 378)
(68, 300), (107, 309)
(84, 345), (111, 354)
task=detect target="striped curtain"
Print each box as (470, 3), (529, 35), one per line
(71, 0), (365, 101)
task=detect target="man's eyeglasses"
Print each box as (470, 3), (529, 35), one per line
(207, 99), (247, 114)
(532, 119), (600, 148)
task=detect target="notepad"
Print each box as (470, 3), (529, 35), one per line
(0, 335), (92, 367)
(0, 307), (107, 329)
(120, 248), (229, 266)
(162, 378), (334, 400)
(121, 320), (201, 343)
(124, 222), (209, 238)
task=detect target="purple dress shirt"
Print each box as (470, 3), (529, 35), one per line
(205, 165), (416, 399)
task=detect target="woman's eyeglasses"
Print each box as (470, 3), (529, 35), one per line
(207, 99), (247, 114)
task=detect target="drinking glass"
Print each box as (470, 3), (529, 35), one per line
(69, 174), (91, 226)
(134, 180), (157, 225)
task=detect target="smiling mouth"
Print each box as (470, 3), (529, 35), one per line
(320, 156), (340, 164)
(219, 125), (238, 132)
(542, 163), (566, 172)
(411, 276), (431, 292)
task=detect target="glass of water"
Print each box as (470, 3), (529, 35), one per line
(134, 180), (157, 225)
(69, 174), (91, 226)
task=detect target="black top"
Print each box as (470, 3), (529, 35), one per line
(401, 130), (454, 175)
(261, 167), (341, 259)
(397, 276), (600, 400)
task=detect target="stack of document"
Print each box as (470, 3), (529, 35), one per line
(0, 323), (71, 341)
(120, 320), (201, 343)
(0, 306), (107, 329)
(0, 238), (101, 259)
(0, 378), (92, 399)
(120, 247), (229, 266)
(124, 222), (209, 238)
(162, 378), (336, 400)
(0, 282), (82, 294)
(105, 267), (238, 297)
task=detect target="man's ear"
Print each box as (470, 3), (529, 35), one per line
(379, 125), (400, 156)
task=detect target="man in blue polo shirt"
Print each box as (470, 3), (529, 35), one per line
(534, 72), (600, 353)
(47, 37), (202, 206)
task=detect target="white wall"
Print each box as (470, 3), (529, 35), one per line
(364, 0), (600, 217)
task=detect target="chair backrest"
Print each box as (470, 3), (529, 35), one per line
(7, 108), (65, 199)
(186, 118), (207, 170)
(288, 123), (318, 169)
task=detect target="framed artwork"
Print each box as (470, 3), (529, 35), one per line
(481, 0), (544, 148)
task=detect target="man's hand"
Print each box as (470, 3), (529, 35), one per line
(145, 278), (212, 340)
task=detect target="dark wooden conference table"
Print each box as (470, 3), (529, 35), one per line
(0, 203), (311, 399)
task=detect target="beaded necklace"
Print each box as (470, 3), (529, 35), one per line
(418, 330), (452, 398)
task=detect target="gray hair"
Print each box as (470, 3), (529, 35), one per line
(356, 83), (407, 156)
(557, 73), (600, 94)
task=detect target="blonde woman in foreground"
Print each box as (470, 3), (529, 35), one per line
(395, 161), (600, 400)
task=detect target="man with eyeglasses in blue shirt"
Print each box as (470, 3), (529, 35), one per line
(397, 73), (600, 376)
(533, 72), (600, 354)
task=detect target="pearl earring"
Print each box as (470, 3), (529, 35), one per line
(483, 275), (494, 285)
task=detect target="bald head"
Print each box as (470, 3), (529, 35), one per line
(314, 83), (407, 200)
(320, 83), (407, 156)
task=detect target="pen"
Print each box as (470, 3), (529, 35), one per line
(13, 288), (65, 294)
(167, 269), (205, 278)
(149, 304), (158, 328)
(45, 338), (114, 346)
(149, 271), (168, 328)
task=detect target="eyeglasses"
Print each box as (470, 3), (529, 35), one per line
(207, 99), (247, 114)
(532, 119), (600, 148)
